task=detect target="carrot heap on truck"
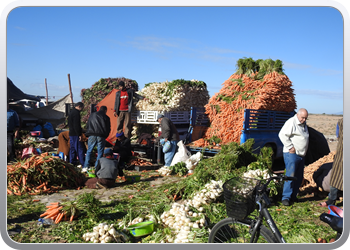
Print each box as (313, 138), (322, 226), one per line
(188, 57), (297, 159)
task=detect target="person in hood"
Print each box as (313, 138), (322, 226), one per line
(83, 105), (111, 170)
(113, 81), (147, 139)
(85, 148), (120, 189)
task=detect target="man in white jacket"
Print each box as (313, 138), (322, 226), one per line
(278, 108), (309, 206)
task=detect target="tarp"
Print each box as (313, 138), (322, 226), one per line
(7, 77), (41, 102)
(95, 89), (118, 145)
(27, 94), (72, 128)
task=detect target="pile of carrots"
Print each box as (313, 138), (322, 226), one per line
(201, 58), (296, 145)
(7, 152), (86, 196)
(39, 202), (75, 223)
(128, 158), (153, 167)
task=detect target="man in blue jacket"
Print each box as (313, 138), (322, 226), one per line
(113, 81), (147, 139)
(83, 105), (111, 171)
(7, 103), (20, 162)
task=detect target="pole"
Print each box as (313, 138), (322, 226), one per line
(67, 73), (74, 104)
(45, 78), (48, 106)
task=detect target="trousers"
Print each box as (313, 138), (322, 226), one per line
(282, 152), (305, 201)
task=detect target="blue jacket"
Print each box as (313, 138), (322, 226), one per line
(7, 109), (20, 132)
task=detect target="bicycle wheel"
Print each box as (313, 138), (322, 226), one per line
(208, 217), (277, 243)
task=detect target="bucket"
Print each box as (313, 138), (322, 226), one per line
(328, 205), (343, 218)
(126, 221), (154, 237)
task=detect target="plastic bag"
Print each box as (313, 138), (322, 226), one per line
(43, 122), (56, 137)
(160, 139), (172, 153)
(21, 146), (38, 159)
(170, 140), (191, 166)
(185, 151), (202, 171)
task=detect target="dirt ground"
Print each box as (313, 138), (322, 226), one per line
(306, 113), (342, 152)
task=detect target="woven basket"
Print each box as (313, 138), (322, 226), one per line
(223, 177), (260, 220)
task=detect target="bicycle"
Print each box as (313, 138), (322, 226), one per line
(208, 174), (297, 243)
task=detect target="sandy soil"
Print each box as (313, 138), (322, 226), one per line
(306, 114), (342, 152)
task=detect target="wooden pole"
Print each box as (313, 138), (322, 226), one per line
(67, 73), (74, 104)
(45, 78), (48, 106)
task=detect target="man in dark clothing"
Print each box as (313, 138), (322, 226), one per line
(83, 106), (111, 170)
(156, 114), (180, 167)
(113, 81), (147, 139)
(85, 148), (120, 189)
(113, 132), (132, 166)
(68, 102), (85, 166)
(7, 103), (20, 162)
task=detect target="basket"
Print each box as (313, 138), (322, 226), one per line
(223, 177), (260, 220)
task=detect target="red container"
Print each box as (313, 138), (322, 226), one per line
(30, 131), (41, 137)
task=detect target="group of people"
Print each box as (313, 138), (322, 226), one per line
(67, 81), (180, 189)
(278, 108), (343, 207)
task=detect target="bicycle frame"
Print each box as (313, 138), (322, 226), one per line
(249, 192), (286, 243)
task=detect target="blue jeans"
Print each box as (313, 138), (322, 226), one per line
(328, 186), (338, 204)
(69, 136), (85, 166)
(282, 152), (305, 201)
(84, 136), (106, 169)
(164, 140), (178, 167)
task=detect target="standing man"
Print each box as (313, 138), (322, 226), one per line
(278, 108), (309, 206)
(7, 103), (20, 162)
(156, 114), (180, 167)
(113, 81), (147, 139)
(68, 102), (85, 166)
(84, 106), (111, 171)
(318, 118), (343, 207)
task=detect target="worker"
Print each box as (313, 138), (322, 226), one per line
(85, 148), (121, 189)
(156, 114), (180, 167)
(318, 118), (343, 207)
(7, 102), (20, 162)
(68, 102), (85, 166)
(113, 81), (148, 139)
(113, 131), (132, 169)
(278, 108), (309, 206)
(83, 105), (111, 170)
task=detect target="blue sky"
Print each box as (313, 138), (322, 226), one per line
(6, 6), (344, 114)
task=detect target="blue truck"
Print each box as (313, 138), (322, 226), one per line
(187, 107), (295, 159)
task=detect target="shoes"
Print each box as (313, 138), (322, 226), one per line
(77, 165), (82, 168)
(282, 200), (291, 206)
(96, 182), (107, 189)
(81, 168), (88, 173)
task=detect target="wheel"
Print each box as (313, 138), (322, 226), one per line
(208, 217), (277, 243)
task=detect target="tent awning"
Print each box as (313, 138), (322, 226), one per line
(7, 77), (41, 102)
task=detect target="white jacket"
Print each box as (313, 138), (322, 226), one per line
(278, 114), (309, 156)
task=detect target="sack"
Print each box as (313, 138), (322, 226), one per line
(43, 122), (56, 137)
(170, 141), (191, 166)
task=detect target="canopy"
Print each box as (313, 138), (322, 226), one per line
(95, 89), (118, 145)
(28, 94), (72, 128)
(7, 77), (41, 102)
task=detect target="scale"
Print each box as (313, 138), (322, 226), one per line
(30, 131), (41, 142)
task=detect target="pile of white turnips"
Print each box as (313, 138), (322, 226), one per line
(135, 80), (209, 112)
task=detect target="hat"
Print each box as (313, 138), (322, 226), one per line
(116, 132), (124, 138)
(157, 114), (165, 120)
(104, 148), (113, 155)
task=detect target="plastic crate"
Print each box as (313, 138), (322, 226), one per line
(131, 110), (191, 124)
